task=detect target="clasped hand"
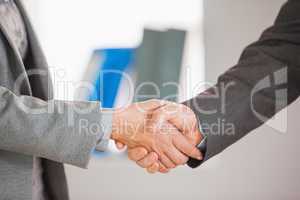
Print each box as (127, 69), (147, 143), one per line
(110, 100), (203, 173)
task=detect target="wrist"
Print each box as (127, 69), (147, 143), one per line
(111, 110), (122, 141)
(110, 109), (131, 143)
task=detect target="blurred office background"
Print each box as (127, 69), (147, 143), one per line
(23, 0), (300, 199)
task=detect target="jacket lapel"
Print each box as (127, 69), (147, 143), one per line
(0, 5), (32, 95)
(14, 0), (54, 100)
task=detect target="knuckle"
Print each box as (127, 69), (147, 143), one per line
(175, 157), (188, 165)
(127, 149), (134, 157)
(167, 162), (176, 168)
(174, 159), (182, 165)
(128, 149), (144, 161)
(128, 153), (137, 161)
(137, 160), (148, 168)
(137, 163), (147, 168)
(147, 166), (158, 174)
(149, 152), (158, 162)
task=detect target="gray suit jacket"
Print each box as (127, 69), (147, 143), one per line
(186, 0), (300, 168)
(0, 1), (110, 199)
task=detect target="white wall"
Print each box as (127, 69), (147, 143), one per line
(23, 0), (204, 102)
(203, 0), (285, 82)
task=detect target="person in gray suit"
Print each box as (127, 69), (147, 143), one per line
(128, 0), (300, 172)
(0, 0), (203, 200)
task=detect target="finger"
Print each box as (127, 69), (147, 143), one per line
(137, 152), (158, 168)
(115, 141), (126, 150)
(173, 134), (203, 160)
(164, 146), (189, 166)
(128, 147), (148, 161)
(152, 103), (197, 135)
(158, 162), (170, 173)
(159, 153), (176, 169)
(147, 162), (160, 174)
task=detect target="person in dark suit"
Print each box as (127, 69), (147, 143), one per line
(127, 0), (300, 172)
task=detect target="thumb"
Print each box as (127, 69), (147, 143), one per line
(185, 127), (203, 146)
(136, 99), (168, 112)
(173, 134), (203, 160)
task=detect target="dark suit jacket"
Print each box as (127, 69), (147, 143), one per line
(186, 0), (300, 168)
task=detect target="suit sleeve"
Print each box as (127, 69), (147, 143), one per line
(184, 0), (300, 168)
(0, 86), (112, 168)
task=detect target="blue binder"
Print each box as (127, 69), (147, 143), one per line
(89, 48), (135, 108)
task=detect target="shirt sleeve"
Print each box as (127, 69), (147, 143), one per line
(95, 109), (113, 152)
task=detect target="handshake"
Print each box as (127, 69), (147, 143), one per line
(109, 100), (203, 173)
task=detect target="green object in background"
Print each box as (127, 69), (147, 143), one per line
(134, 29), (186, 103)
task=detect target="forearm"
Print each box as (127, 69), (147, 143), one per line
(0, 86), (110, 168)
(185, 0), (300, 168)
